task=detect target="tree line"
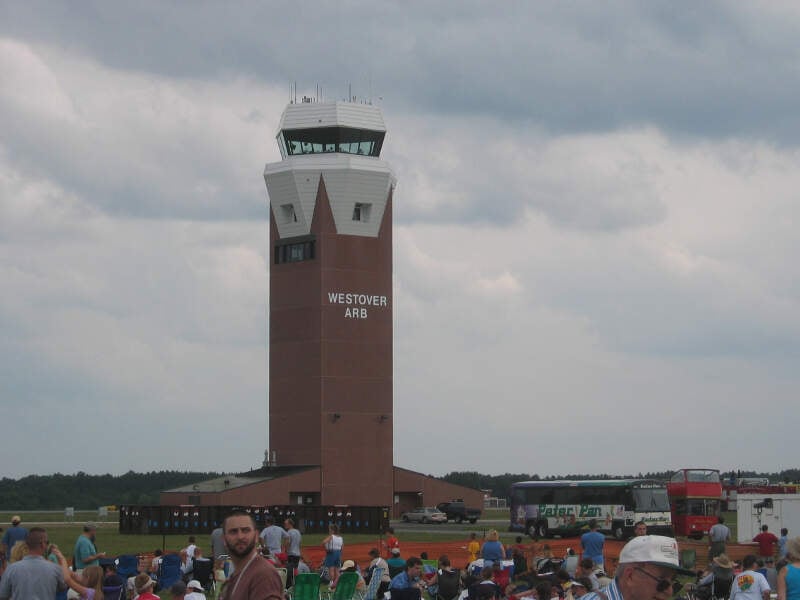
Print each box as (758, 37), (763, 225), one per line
(440, 469), (800, 501)
(2, 468), (797, 510)
(0, 471), (222, 510)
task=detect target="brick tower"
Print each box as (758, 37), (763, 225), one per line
(263, 100), (396, 507)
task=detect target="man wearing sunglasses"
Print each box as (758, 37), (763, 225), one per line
(603, 536), (695, 600)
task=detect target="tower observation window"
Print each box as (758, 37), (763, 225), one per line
(274, 238), (316, 264)
(280, 127), (384, 157)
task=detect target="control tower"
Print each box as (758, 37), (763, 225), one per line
(263, 99), (396, 506)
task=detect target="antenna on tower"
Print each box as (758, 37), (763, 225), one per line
(294, 81), (297, 104)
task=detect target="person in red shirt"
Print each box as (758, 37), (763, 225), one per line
(753, 524), (779, 558)
(384, 527), (400, 557)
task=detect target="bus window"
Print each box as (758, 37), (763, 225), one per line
(633, 488), (670, 511)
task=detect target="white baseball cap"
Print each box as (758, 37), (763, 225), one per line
(618, 535), (695, 575)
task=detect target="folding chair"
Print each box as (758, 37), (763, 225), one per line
(326, 571), (360, 600)
(192, 557), (215, 593)
(115, 554), (139, 581)
(291, 572), (322, 600)
(362, 567), (384, 600)
(158, 552), (183, 590)
(102, 585), (125, 600)
(390, 588), (422, 600)
(436, 569), (462, 600)
(277, 567), (289, 590)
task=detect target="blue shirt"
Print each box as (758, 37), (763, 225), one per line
(390, 571), (419, 590)
(602, 579), (623, 600)
(1, 526), (28, 553)
(74, 535), (98, 569)
(581, 531), (605, 564)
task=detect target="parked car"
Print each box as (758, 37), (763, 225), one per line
(436, 500), (481, 524)
(401, 507), (448, 524)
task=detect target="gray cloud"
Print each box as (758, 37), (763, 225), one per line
(5, 2), (800, 141)
(2, 4), (800, 479)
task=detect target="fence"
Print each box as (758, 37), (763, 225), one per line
(119, 504), (390, 535)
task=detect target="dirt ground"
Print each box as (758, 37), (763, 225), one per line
(302, 537), (762, 576)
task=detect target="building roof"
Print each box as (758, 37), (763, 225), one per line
(163, 465), (317, 493)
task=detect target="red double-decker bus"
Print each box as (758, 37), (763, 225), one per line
(667, 468), (722, 539)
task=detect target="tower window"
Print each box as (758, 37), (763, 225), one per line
(280, 126), (385, 157)
(274, 238), (316, 264)
(352, 203), (371, 222)
(280, 203), (298, 224)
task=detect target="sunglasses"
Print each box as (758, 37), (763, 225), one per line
(634, 566), (675, 593)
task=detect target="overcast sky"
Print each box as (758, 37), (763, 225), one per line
(2, 2), (799, 481)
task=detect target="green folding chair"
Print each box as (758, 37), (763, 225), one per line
(680, 548), (697, 570)
(325, 571), (360, 600)
(291, 572), (322, 600)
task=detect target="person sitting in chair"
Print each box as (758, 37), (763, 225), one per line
(390, 557), (425, 591)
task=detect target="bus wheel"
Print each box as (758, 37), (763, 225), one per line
(537, 522), (549, 539)
(689, 532), (703, 540)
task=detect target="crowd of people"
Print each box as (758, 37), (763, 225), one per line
(2, 513), (800, 600)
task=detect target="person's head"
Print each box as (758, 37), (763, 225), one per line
(556, 569), (571, 584)
(781, 528), (789, 536)
(420, 551), (429, 560)
(329, 524), (339, 535)
(718, 516), (725, 524)
(516, 536), (523, 544)
(391, 547), (401, 557)
(83, 565), (104, 591)
(786, 537), (800, 561)
(756, 558), (765, 568)
(588, 519), (598, 531)
(10, 516), (21, 526)
(534, 581), (553, 600)
(188, 535), (196, 544)
(369, 548), (380, 559)
(566, 547), (575, 556)
(223, 510), (259, 559)
(170, 580), (188, 598)
(154, 548), (163, 556)
(406, 556), (423, 578)
(542, 544), (553, 558)
(439, 555), (451, 568)
(83, 522), (97, 541)
(762, 525), (769, 532)
(265, 515), (274, 526)
(285, 518), (295, 529)
(387, 527), (395, 535)
(616, 536), (695, 600)
(480, 567), (493, 581)
(10, 541), (29, 562)
(486, 529), (499, 542)
(634, 522), (647, 536)
(187, 579), (204, 593)
(134, 572), (156, 595)
(573, 577), (593, 598)
(25, 527), (48, 555)
(765, 557), (774, 567)
(470, 532), (477, 540)
(742, 555), (758, 570)
(712, 554), (734, 570)
(579, 558), (594, 573)
(342, 560), (357, 572)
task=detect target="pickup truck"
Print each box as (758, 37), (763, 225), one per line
(436, 500), (481, 524)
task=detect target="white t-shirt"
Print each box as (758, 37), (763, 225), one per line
(730, 570), (770, 600)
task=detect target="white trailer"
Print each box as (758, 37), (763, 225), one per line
(736, 493), (800, 542)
